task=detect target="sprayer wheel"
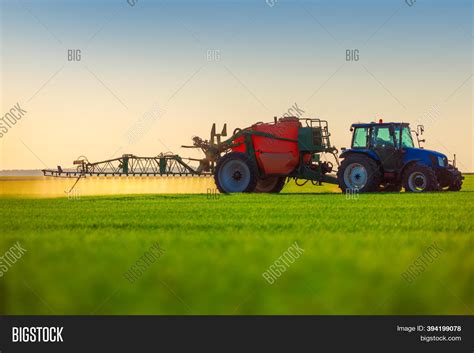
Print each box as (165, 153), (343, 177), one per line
(214, 152), (258, 193)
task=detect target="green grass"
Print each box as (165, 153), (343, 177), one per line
(1, 176), (473, 315)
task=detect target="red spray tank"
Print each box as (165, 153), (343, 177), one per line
(231, 117), (302, 175)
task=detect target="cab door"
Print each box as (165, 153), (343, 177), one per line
(370, 125), (403, 172)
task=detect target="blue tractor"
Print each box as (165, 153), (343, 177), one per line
(337, 120), (463, 192)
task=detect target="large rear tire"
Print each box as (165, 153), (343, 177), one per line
(337, 154), (381, 192)
(255, 176), (286, 193)
(402, 163), (439, 192)
(214, 152), (258, 193)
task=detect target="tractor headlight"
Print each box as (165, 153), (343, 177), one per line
(437, 156), (446, 167)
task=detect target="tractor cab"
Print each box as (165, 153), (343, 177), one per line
(337, 120), (463, 192)
(351, 122), (414, 150)
(350, 121), (413, 172)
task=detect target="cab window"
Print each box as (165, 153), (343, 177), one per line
(394, 126), (415, 148)
(401, 127), (414, 148)
(352, 127), (368, 148)
(371, 127), (395, 147)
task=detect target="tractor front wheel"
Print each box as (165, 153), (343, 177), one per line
(214, 152), (258, 193)
(403, 164), (439, 192)
(255, 176), (286, 193)
(448, 171), (463, 191)
(337, 155), (381, 192)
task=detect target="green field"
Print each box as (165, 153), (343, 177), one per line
(1, 176), (473, 315)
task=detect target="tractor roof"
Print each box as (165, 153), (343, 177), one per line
(351, 122), (410, 128)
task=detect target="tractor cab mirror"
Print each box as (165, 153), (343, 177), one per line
(417, 125), (424, 135)
(412, 125), (425, 149)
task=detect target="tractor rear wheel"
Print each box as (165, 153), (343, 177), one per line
(255, 176), (286, 193)
(214, 152), (258, 193)
(403, 164), (439, 192)
(337, 154), (381, 192)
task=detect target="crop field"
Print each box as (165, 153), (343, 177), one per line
(0, 176), (472, 315)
